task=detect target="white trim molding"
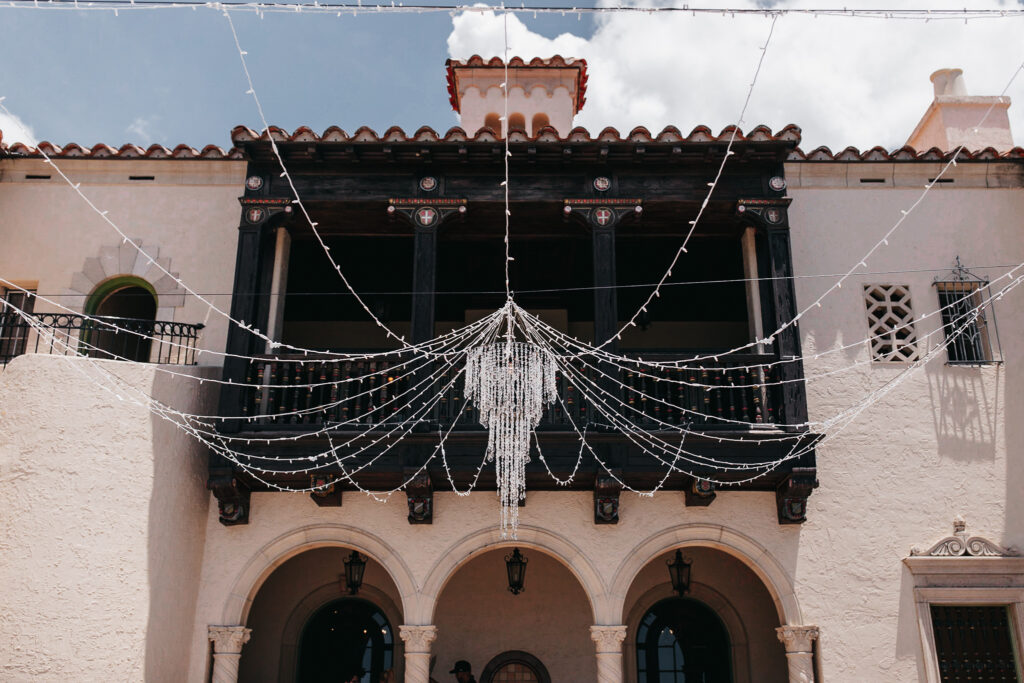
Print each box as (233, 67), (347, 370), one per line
(904, 520), (1024, 683)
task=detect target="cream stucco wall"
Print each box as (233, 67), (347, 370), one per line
(785, 162), (1024, 681)
(0, 158), (245, 362)
(0, 355), (217, 682)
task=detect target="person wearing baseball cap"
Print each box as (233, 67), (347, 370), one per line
(449, 659), (476, 683)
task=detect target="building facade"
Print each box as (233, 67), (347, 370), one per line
(1, 60), (1022, 683)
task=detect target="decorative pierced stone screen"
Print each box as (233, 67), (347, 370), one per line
(864, 284), (921, 362)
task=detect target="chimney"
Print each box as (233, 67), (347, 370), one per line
(445, 56), (588, 137)
(906, 68), (1014, 152)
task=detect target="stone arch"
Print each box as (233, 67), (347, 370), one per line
(63, 240), (186, 320)
(610, 524), (802, 626)
(416, 525), (608, 624)
(220, 524), (419, 628)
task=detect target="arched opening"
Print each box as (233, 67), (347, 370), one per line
(238, 546), (405, 683)
(432, 547), (595, 681)
(508, 112), (526, 133)
(620, 546), (788, 683)
(481, 650), (551, 683)
(297, 597), (394, 683)
(484, 112), (501, 133)
(531, 113), (550, 135)
(86, 276), (156, 362)
(636, 598), (731, 683)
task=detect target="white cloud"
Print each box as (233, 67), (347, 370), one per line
(0, 110), (37, 147)
(126, 116), (157, 142)
(447, 1), (1024, 151)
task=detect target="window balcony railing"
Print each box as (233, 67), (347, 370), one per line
(0, 312), (205, 366)
(238, 352), (781, 431)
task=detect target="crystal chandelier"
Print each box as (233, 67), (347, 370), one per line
(464, 340), (558, 537)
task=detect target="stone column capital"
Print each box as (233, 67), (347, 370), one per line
(590, 625), (628, 653)
(399, 625), (438, 653)
(208, 625), (252, 654)
(776, 625), (819, 653)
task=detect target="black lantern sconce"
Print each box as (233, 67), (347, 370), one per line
(344, 550), (367, 595)
(667, 550), (692, 596)
(505, 548), (528, 595)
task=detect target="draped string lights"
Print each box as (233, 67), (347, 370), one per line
(1, 6), (1024, 536)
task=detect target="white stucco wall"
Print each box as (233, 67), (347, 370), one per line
(785, 162), (1024, 681)
(0, 158), (245, 362)
(0, 355), (217, 682)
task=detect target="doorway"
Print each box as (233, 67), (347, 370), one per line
(296, 598), (395, 683)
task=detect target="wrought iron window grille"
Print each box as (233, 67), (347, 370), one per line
(933, 258), (1003, 366)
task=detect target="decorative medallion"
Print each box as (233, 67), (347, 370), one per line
(419, 176), (438, 192)
(245, 207), (265, 224)
(593, 207), (614, 227)
(593, 176), (611, 192)
(245, 175), (264, 191)
(415, 206), (438, 227)
(769, 176), (787, 192)
(765, 208), (783, 225)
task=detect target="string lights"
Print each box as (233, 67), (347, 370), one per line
(1, 4), (1022, 535)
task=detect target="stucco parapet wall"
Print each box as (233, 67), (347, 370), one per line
(0, 157), (246, 185)
(784, 160), (1024, 188)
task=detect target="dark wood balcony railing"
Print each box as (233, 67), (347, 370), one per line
(0, 311), (205, 366)
(238, 352), (781, 431)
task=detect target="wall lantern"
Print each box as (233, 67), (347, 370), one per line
(505, 548), (528, 595)
(344, 550), (367, 595)
(667, 550), (692, 596)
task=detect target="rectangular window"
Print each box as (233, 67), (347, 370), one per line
(864, 284), (921, 362)
(0, 288), (35, 365)
(930, 605), (1021, 682)
(936, 281), (995, 364)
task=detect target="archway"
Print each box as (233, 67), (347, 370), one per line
(86, 276), (156, 361)
(431, 547), (596, 681)
(620, 544), (790, 683)
(481, 650), (552, 683)
(237, 546), (405, 683)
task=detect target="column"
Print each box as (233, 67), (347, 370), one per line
(776, 625), (819, 683)
(591, 223), (618, 349)
(741, 226), (765, 351)
(208, 625), (252, 683)
(590, 625), (627, 683)
(399, 624), (437, 683)
(265, 226), (292, 350)
(410, 224), (438, 345)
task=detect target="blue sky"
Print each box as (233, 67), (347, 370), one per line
(2, 1), (1024, 152)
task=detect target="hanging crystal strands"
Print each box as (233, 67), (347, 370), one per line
(464, 340), (558, 538)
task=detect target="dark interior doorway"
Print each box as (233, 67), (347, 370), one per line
(636, 597), (732, 683)
(88, 282), (156, 362)
(296, 598), (394, 683)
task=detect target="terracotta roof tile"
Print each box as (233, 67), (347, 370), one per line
(0, 129), (241, 160)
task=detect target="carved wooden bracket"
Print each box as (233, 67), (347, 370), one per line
(237, 197), (294, 225)
(405, 469), (433, 524)
(775, 467), (817, 524)
(594, 471), (622, 524)
(736, 197), (792, 228)
(685, 478), (717, 507)
(310, 474), (342, 507)
(387, 198), (467, 230)
(207, 472), (251, 526)
(563, 198), (643, 230)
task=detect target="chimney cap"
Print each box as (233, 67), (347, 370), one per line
(930, 68), (968, 97)
(445, 55), (588, 113)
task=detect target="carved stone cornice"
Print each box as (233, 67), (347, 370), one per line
(208, 625), (252, 654)
(590, 625), (628, 653)
(776, 625), (819, 653)
(399, 625), (438, 653)
(911, 518), (1018, 557)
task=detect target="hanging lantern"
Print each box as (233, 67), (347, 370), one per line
(505, 548), (528, 595)
(667, 550), (692, 596)
(344, 550), (367, 595)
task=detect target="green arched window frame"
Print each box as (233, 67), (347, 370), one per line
(85, 275), (157, 316)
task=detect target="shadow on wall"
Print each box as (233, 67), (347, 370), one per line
(145, 366), (219, 682)
(923, 365), (1000, 462)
